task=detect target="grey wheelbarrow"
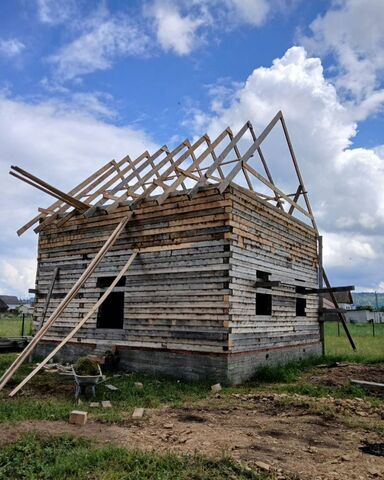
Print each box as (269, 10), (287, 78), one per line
(72, 364), (104, 399)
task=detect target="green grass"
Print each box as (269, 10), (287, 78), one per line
(325, 322), (384, 361)
(0, 353), (210, 423)
(0, 433), (267, 480)
(0, 322), (382, 424)
(0, 314), (33, 337)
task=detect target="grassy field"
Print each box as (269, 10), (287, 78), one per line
(0, 314), (33, 337)
(0, 324), (382, 479)
(325, 322), (383, 361)
(0, 433), (266, 480)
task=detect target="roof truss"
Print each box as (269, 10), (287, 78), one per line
(11, 111), (317, 235)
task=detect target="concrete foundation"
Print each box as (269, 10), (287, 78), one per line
(35, 340), (322, 384)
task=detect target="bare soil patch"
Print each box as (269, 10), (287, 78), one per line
(2, 393), (383, 480)
(305, 363), (384, 390)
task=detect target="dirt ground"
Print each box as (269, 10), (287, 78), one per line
(1, 363), (384, 480)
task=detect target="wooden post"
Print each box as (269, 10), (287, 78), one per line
(37, 267), (59, 331)
(9, 251), (138, 397)
(0, 215), (131, 392)
(21, 314), (25, 337)
(318, 236), (325, 355)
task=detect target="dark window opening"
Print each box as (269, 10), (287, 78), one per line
(256, 292), (272, 315)
(256, 270), (270, 282)
(296, 297), (306, 316)
(97, 276), (126, 288)
(296, 285), (307, 294)
(97, 291), (124, 329)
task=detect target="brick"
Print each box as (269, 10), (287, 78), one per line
(211, 383), (222, 392)
(101, 400), (112, 408)
(132, 407), (144, 418)
(69, 410), (88, 425)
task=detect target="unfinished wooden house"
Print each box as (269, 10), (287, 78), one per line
(6, 111), (328, 386)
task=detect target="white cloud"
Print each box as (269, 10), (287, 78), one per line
(302, 0), (384, 117)
(0, 93), (157, 297)
(49, 14), (150, 81)
(225, 0), (271, 26)
(0, 38), (25, 58)
(36, 0), (77, 25)
(186, 45), (384, 285)
(149, 1), (207, 55)
(323, 232), (377, 268)
(0, 258), (36, 297)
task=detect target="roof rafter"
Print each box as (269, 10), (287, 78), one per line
(11, 111), (317, 234)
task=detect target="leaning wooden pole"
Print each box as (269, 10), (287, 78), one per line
(9, 251), (138, 397)
(0, 214), (131, 391)
(37, 266), (59, 331)
(323, 269), (357, 350)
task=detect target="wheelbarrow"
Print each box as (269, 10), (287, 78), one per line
(72, 364), (104, 399)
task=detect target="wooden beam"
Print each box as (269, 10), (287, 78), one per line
(9, 251), (138, 397)
(17, 160), (116, 236)
(241, 162), (312, 219)
(303, 286), (355, 295)
(216, 111), (282, 195)
(280, 114), (318, 231)
(322, 269), (356, 350)
(0, 214), (132, 392)
(248, 121), (284, 210)
(11, 166), (89, 211)
(188, 122), (251, 198)
(37, 267), (59, 331)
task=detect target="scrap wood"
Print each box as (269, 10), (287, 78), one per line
(350, 379), (384, 389)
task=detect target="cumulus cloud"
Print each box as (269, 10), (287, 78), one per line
(302, 0), (384, 117)
(0, 93), (157, 296)
(148, 0), (208, 55)
(0, 38), (25, 58)
(186, 46), (384, 289)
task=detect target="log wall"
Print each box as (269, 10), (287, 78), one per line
(33, 184), (321, 381)
(226, 185), (320, 354)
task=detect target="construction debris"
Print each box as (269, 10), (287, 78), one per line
(105, 384), (119, 391)
(69, 410), (88, 425)
(134, 382), (144, 389)
(211, 383), (222, 392)
(90, 402), (100, 408)
(132, 407), (144, 419)
(101, 400), (112, 408)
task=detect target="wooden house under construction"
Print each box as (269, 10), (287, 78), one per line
(8, 111), (331, 385)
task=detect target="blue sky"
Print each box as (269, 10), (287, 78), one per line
(0, 0), (384, 296)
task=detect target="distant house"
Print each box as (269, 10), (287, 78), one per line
(0, 295), (21, 313)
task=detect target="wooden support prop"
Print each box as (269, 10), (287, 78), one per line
(0, 214), (131, 392)
(323, 268), (356, 351)
(9, 251), (138, 397)
(37, 267), (59, 331)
